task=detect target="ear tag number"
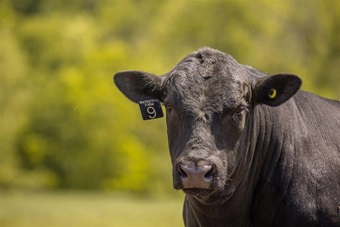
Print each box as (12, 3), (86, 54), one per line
(268, 88), (277, 99)
(138, 95), (164, 120)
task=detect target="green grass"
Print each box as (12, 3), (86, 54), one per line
(0, 191), (184, 227)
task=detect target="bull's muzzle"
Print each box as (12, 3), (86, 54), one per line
(179, 163), (214, 189)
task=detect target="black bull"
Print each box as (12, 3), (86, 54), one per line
(114, 48), (340, 226)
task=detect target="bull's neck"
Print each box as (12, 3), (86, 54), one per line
(184, 103), (290, 224)
(183, 105), (274, 224)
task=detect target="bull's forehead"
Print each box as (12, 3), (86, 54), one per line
(165, 48), (247, 115)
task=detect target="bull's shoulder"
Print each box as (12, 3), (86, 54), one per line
(254, 90), (340, 226)
(293, 90), (340, 113)
(272, 90), (340, 136)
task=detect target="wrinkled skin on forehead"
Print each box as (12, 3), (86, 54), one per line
(164, 50), (249, 118)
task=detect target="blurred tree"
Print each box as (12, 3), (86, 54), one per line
(0, 24), (32, 189)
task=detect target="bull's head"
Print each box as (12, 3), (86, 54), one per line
(114, 48), (301, 204)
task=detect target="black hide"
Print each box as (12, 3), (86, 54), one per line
(114, 47), (340, 227)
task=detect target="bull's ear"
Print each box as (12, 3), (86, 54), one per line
(114, 70), (163, 103)
(255, 73), (302, 106)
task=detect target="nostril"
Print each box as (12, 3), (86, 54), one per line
(179, 166), (188, 179)
(204, 166), (214, 180)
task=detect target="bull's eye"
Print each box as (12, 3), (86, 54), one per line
(236, 110), (243, 118)
(233, 110), (243, 123)
(165, 105), (172, 113)
(232, 106), (248, 123)
(163, 100), (173, 114)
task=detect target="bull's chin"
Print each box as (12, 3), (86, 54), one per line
(181, 187), (233, 205)
(182, 188), (214, 198)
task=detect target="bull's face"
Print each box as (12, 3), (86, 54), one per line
(114, 48), (301, 204)
(162, 51), (251, 200)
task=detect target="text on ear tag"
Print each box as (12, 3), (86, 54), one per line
(138, 95), (164, 120)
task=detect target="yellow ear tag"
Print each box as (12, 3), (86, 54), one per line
(268, 88), (277, 99)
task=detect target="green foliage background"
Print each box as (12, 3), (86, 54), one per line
(1, 0), (339, 194)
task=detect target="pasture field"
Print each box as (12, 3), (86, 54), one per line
(0, 191), (184, 227)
